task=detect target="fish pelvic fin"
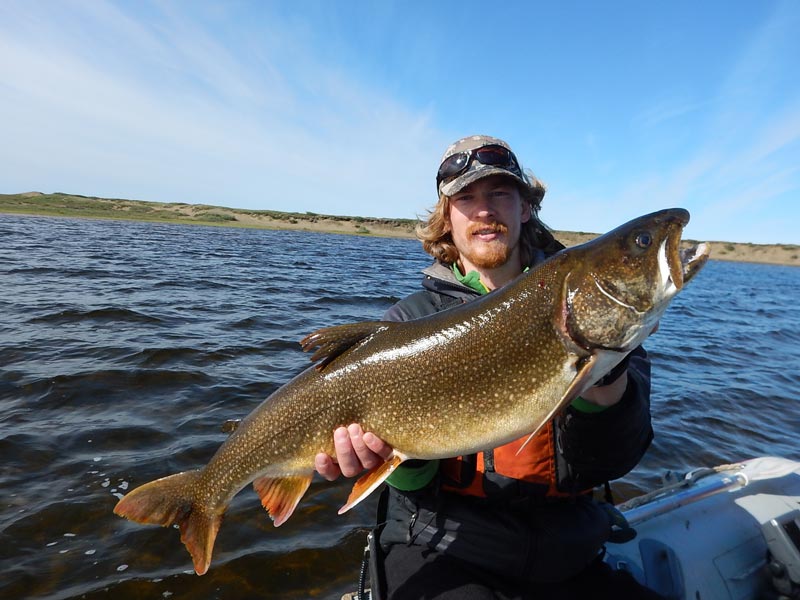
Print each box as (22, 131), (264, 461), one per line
(253, 474), (313, 527)
(338, 451), (408, 515)
(113, 469), (222, 575)
(300, 321), (392, 370)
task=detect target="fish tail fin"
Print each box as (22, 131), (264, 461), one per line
(114, 470), (222, 575)
(339, 452), (407, 514)
(253, 474), (313, 527)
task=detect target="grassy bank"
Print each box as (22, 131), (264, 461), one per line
(2, 192), (797, 267)
(0, 191), (418, 237)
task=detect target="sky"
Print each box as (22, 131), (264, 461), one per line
(1, 1), (798, 245)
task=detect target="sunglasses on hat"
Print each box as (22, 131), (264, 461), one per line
(436, 144), (523, 191)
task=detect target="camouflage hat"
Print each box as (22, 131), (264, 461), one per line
(437, 135), (527, 197)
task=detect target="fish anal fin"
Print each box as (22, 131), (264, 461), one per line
(253, 474), (313, 527)
(339, 452), (407, 514)
(300, 322), (391, 370)
(113, 469), (221, 575)
(515, 354), (602, 457)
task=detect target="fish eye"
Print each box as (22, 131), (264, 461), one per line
(635, 232), (653, 249)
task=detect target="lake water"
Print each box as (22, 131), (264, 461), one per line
(1, 214), (799, 599)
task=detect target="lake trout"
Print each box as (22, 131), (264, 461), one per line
(114, 207), (710, 575)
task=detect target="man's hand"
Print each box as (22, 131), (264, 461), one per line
(314, 424), (394, 481)
(582, 370), (629, 407)
(582, 322), (659, 408)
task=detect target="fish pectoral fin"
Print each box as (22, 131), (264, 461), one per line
(253, 474), (313, 527)
(338, 451), (408, 514)
(300, 321), (392, 370)
(516, 431), (539, 456)
(516, 354), (602, 457)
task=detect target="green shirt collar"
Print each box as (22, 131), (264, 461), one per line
(452, 264), (490, 295)
(452, 264), (530, 295)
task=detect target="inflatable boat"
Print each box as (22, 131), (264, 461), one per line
(606, 456), (800, 599)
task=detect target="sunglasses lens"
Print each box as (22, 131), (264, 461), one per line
(474, 146), (512, 166)
(437, 152), (470, 180)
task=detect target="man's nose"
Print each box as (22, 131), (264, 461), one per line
(474, 195), (495, 217)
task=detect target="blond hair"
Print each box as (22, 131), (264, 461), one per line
(416, 172), (562, 265)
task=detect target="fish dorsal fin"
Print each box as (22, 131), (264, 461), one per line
(253, 474), (313, 527)
(300, 321), (390, 370)
(516, 354), (601, 456)
(338, 451), (408, 514)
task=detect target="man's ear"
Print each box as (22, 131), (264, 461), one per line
(520, 200), (531, 224)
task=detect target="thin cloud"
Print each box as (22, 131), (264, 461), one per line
(556, 1), (800, 244)
(0, 1), (446, 218)
(634, 96), (718, 130)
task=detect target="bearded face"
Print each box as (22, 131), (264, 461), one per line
(459, 221), (512, 269)
(447, 176), (530, 274)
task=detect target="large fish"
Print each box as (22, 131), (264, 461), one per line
(114, 208), (710, 575)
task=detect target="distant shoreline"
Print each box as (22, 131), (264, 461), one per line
(2, 191), (798, 267)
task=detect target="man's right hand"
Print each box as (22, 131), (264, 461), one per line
(314, 424), (393, 481)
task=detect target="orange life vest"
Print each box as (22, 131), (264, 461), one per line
(439, 421), (578, 499)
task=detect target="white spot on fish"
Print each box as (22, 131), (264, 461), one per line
(63, 533), (76, 537)
(47, 542), (58, 547)
(117, 564), (129, 572)
(93, 457), (101, 462)
(85, 549), (96, 555)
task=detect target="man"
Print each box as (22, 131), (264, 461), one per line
(317, 135), (660, 599)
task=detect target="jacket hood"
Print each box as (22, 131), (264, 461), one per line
(420, 261), (479, 302)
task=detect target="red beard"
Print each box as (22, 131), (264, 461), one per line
(461, 222), (512, 269)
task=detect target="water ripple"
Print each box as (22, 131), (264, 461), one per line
(28, 308), (164, 325)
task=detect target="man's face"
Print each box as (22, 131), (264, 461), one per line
(447, 175), (530, 271)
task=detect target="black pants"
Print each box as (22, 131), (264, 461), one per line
(383, 543), (664, 600)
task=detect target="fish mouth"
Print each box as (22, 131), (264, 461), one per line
(680, 243), (710, 285)
(662, 210), (710, 295)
